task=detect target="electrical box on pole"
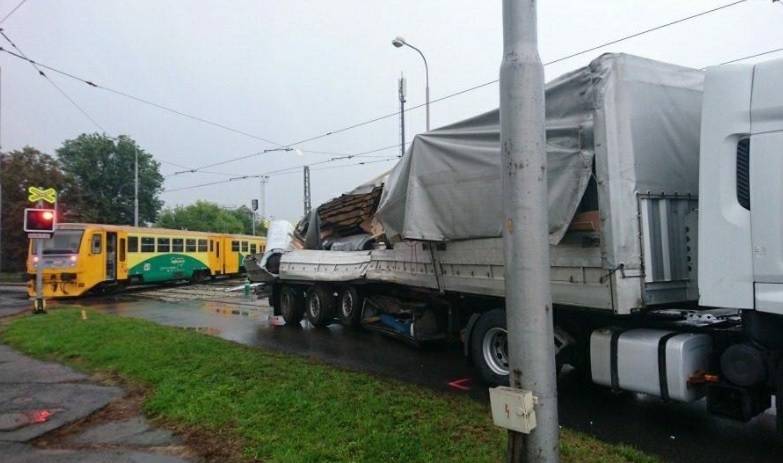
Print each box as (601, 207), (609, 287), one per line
(251, 199), (258, 211)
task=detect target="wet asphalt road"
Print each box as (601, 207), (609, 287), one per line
(58, 294), (783, 463)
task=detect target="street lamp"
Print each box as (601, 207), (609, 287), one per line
(392, 36), (430, 131)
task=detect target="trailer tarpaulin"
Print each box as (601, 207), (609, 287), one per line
(375, 53), (703, 245)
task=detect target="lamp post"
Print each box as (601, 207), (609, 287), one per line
(392, 36), (430, 132)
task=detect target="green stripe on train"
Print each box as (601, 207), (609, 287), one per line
(128, 254), (209, 283)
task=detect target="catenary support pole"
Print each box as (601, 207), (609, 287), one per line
(134, 145), (139, 227)
(499, 0), (560, 462)
(259, 176), (268, 223)
(303, 166), (311, 216)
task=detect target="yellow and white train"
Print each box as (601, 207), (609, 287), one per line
(27, 223), (266, 298)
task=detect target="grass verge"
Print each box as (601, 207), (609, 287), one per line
(2, 309), (658, 463)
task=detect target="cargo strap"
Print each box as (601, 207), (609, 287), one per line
(657, 332), (680, 402)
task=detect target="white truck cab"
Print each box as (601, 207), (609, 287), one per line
(699, 58), (783, 313)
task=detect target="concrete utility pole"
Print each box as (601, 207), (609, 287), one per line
(0, 66), (3, 272)
(399, 73), (407, 157)
(303, 165), (311, 216)
(499, 0), (560, 461)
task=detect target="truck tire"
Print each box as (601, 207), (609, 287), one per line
(470, 309), (573, 386)
(339, 287), (364, 327)
(306, 286), (337, 327)
(470, 309), (510, 386)
(280, 286), (305, 325)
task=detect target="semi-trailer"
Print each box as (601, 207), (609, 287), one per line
(255, 53), (783, 429)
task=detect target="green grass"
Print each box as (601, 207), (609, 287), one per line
(0, 271), (25, 283)
(2, 309), (658, 463)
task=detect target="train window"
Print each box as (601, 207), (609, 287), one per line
(231, 241), (239, 252)
(119, 238), (126, 262)
(172, 238), (184, 252)
(141, 237), (155, 253)
(91, 234), (102, 254)
(261, 244), (265, 252)
(216, 242), (220, 257)
(157, 238), (171, 253)
(241, 241), (248, 252)
(209, 240), (214, 252)
(198, 239), (208, 252)
(250, 243), (257, 254)
(128, 236), (138, 252)
(186, 239), (197, 252)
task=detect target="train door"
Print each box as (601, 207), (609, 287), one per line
(117, 234), (128, 280)
(106, 232), (117, 280)
(207, 236), (220, 275)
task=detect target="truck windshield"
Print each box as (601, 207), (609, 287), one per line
(41, 230), (84, 255)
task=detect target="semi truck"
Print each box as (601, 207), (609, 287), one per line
(257, 53), (783, 429)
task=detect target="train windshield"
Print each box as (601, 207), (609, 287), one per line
(42, 230), (84, 255)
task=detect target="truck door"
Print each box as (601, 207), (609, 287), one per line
(749, 59), (783, 314)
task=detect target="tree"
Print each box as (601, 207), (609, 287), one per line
(0, 147), (80, 271)
(157, 201), (267, 235)
(157, 201), (243, 233)
(57, 134), (164, 225)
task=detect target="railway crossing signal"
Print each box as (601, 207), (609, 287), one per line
(26, 186), (57, 315)
(24, 208), (56, 235)
(27, 186), (57, 204)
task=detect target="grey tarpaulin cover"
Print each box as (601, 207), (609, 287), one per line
(375, 53), (704, 245)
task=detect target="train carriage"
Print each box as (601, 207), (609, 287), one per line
(26, 223), (265, 298)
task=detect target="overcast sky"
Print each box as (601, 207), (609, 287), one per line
(1, 0), (781, 223)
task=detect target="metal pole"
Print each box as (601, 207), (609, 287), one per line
(134, 145), (139, 227)
(259, 176), (267, 223)
(399, 73), (406, 157)
(34, 201), (45, 313)
(500, 0), (559, 461)
(251, 205), (256, 236)
(407, 44), (430, 132)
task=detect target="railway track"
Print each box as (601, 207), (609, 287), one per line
(128, 277), (266, 307)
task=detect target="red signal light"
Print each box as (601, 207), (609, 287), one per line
(24, 208), (56, 233)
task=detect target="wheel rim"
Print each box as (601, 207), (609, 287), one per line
(341, 292), (353, 318)
(482, 327), (509, 376)
(309, 295), (321, 319)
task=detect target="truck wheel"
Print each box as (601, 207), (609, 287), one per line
(470, 309), (510, 386)
(470, 310), (574, 386)
(339, 287), (364, 327)
(280, 286), (305, 325)
(306, 286), (336, 327)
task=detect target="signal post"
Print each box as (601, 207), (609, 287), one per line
(24, 186), (57, 314)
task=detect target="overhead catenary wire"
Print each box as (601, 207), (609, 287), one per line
(710, 47), (783, 67)
(0, 45), (283, 147)
(162, 43), (783, 195)
(0, 0), (28, 25)
(0, 29), (106, 132)
(162, 156), (398, 193)
(0, 0), (751, 175)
